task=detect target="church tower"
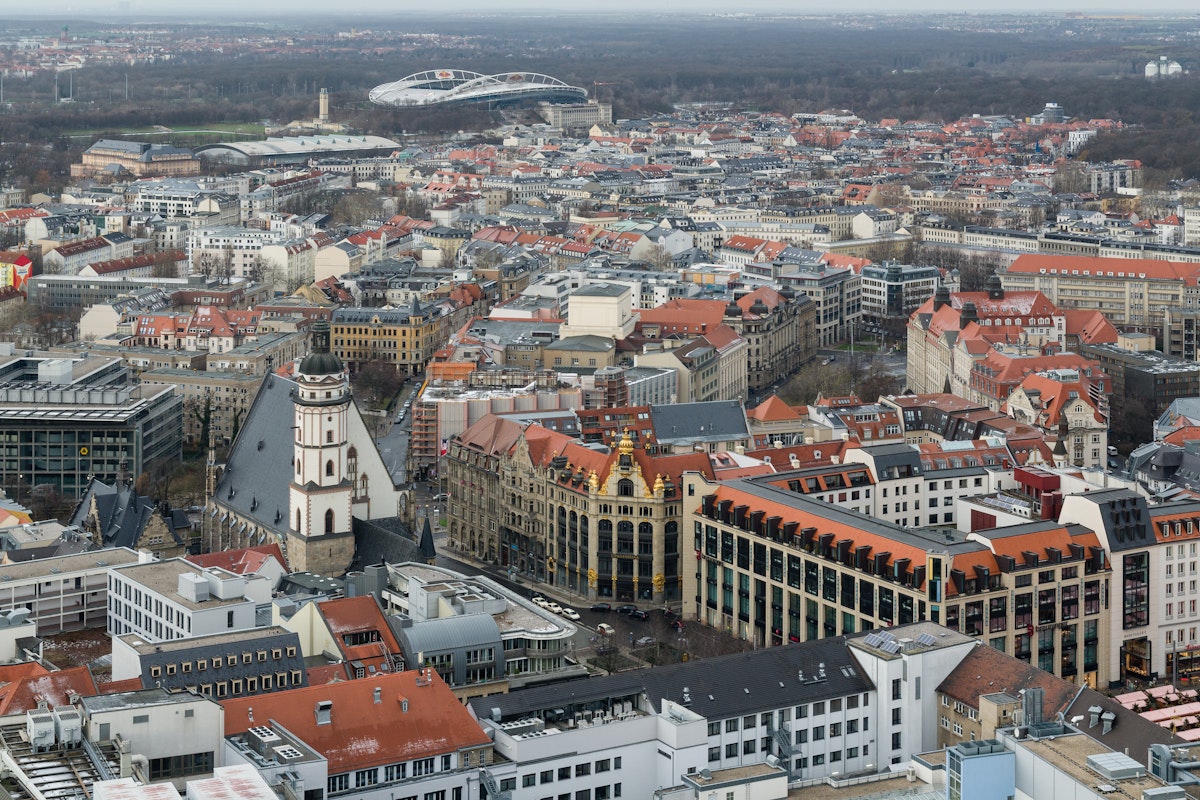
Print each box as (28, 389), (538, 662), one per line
(287, 319), (356, 575)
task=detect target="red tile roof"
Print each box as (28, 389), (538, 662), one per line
(186, 544), (286, 576)
(748, 395), (802, 423)
(0, 664), (98, 715)
(1009, 254), (1200, 283)
(936, 644), (1078, 717)
(317, 596), (404, 670)
(220, 671), (490, 774)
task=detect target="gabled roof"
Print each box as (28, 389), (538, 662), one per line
(318, 595), (404, 667)
(68, 478), (169, 550)
(186, 544), (287, 576)
(935, 645), (1079, 719)
(1012, 372), (1105, 425)
(748, 395), (802, 423)
(1063, 309), (1118, 344)
(0, 664), (97, 715)
(1009, 253), (1200, 283)
(220, 671), (490, 773)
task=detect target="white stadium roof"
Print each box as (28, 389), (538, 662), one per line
(369, 69), (587, 108)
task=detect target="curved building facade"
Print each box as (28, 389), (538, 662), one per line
(369, 69), (587, 108)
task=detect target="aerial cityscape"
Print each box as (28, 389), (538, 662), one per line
(5, 6), (1200, 800)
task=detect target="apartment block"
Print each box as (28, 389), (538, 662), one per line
(107, 558), (259, 642)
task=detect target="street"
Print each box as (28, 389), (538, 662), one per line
(816, 347), (907, 379)
(375, 380), (422, 485)
(434, 548), (687, 654)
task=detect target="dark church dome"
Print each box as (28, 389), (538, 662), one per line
(297, 319), (343, 376)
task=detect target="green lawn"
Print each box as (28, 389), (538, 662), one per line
(64, 121), (264, 138)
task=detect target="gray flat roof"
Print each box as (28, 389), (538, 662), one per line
(0, 547), (140, 581)
(112, 559), (250, 611)
(118, 625), (293, 654)
(571, 282), (628, 297)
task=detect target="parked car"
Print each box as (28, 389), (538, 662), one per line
(615, 604), (638, 615)
(596, 623), (616, 635)
(545, 602), (563, 614)
(432, 493), (449, 502)
(531, 596), (549, 608)
(590, 602), (612, 613)
(560, 608), (581, 621)
(629, 609), (649, 621)
(635, 636), (656, 647)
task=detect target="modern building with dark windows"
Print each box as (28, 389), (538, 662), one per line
(683, 470), (1113, 687)
(0, 346), (182, 500)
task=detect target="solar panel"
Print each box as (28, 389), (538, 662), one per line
(878, 630), (896, 643)
(863, 633), (883, 647)
(881, 641), (901, 655)
(916, 633), (938, 647)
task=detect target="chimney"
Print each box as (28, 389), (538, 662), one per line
(318, 88), (330, 122)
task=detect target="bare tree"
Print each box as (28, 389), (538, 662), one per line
(644, 243), (674, 270)
(151, 250), (181, 278)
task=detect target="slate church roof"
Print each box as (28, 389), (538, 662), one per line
(69, 478), (180, 550)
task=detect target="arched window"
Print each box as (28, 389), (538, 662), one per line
(325, 460), (334, 477)
(617, 479), (635, 497)
(326, 430), (334, 443)
(324, 509), (334, 535)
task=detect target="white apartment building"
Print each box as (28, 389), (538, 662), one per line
(187, 226), (299, 283)
(108, 558), (259, 642)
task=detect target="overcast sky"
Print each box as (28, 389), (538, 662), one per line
(0, 1), (1197, 16)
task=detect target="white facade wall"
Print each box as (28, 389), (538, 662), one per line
(108, 564), (257, 643)
(849, 637), (976, 767)
(83, 692), (225, 788)
(491, 707), (708, 800)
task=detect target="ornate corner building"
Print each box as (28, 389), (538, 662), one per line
(447, 419), (715, 605)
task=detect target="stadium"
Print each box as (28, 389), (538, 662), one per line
(368, 69), (588, 108)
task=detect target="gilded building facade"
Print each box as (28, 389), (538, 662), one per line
(447, 419), (713, 605)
